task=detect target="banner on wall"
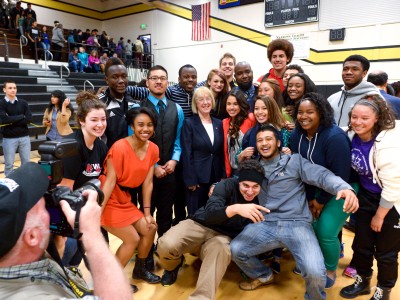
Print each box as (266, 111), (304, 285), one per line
(272, 33), (310, 59)
(218, 0), (263, 9)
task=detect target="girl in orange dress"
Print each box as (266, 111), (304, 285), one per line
(100, 107), (161, 290)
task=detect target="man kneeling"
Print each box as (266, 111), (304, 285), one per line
(156, 160), (269, 300)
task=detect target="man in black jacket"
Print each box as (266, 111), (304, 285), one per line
(0, 81), (32, 177)
(156, 160), (269, 300)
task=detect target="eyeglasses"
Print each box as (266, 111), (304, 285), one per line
(148, 76), (168, 82)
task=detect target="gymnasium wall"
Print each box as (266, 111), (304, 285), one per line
(24, 0), (400, 86)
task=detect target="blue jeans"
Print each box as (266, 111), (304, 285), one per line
(231, 220), (326, 300)
(68, 60), (81, 72)
(41, 42), (51, 60)
(3, 136), (31, 177)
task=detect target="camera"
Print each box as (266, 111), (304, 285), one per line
(38, 140), (104, 237)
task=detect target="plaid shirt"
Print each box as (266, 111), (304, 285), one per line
(0, 258), (98, 300)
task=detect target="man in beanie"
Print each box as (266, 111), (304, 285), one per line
(0, 163), (131, 299)
(231, 124), (359, 299)
(156, 159), (269, 300)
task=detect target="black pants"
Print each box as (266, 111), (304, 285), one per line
(173, 162), (187, 224)
(352, 186), (400, 288)
(52, 43), (63, 61)
(137, 173), (177, 239)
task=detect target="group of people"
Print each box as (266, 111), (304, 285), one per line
(1, 37), (400, 300)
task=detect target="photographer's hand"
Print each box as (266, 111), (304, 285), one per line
(60, 189), (101, 236)
(60, 190), (131, 299)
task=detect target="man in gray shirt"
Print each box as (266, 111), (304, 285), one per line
(231, 124), (359, 299)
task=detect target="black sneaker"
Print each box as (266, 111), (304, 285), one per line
(161, 257), (184, 286)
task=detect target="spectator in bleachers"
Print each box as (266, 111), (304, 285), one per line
(124, 39), (132, 68)
(74, 29), (83, 47)
(24, 3), (36, 21)
(40, 25), (51, 60)
(51, 23), (67, 61)
(109, 37), (116, 55)
(117, 37), (125, 58)
(78, 46), (89, 73)
(16, 9), (25, 38)
(88, 49), (101, 73)
(134, 36), (144, 68)
(0, 81), (32, 177)
(99, 51), (109, 73)
(10, 1), (23, 31)
(42, 90), (73, 141)
(81, 28), (90, 43)
(67, 30), (75, 51)
(99, 31), (109, 50)
(23, 12), (34, 30)
(86, 29), (100, 52)
(68, 47), (82, 72)
(26, 20), (41, 60)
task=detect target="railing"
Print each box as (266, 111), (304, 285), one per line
(19, 35), (28, 61)
(84, 80), (94, 91)
(44, 50), (53, 74)
(0, 31), (9, 62)
(60, 65), (70, 86)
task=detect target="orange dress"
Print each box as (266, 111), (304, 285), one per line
(100, 138), (159, 227)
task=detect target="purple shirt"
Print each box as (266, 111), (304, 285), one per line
(351, 135), (382, 194)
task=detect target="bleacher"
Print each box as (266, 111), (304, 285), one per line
(0, 23), (142, 157)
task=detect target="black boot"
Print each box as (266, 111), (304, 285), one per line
(340, 275), (371, 299)
(132, 257), (161, 283)
(146, 245), (155, 272)
(370, 286), (391, 300)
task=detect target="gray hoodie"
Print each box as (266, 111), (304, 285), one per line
(258, 154), (353, 222)
(328, 81), (380, 127)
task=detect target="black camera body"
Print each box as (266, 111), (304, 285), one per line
(38, 140), (104, 237)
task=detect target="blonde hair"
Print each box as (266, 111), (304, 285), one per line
(192, 86), (215, 114)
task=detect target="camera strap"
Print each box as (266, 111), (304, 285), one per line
(46, 202), (92, 298)
(47, 238), (93, 298)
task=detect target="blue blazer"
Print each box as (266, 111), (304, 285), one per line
(181, 114), (225, 187)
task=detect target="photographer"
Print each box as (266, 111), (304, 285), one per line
(0, 163), (131, 299)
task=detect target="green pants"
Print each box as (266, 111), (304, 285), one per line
(312, 183), (359, 271)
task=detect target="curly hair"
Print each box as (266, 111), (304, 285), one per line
(267, 39), (294, 64)
(227, 89), (250, 140)
(206, 69), (229, 97)
(294, 92), (334, 132)
(347, 94), (396, 137)
(254, 95), (286, 129)
(75, 90), (107, 127)
(259, 78), (284, 109)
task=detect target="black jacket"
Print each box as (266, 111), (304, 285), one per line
(193, 178), (258, 238)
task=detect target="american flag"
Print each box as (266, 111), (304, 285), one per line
(192, 2), (210, 41)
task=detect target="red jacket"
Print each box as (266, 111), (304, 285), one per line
(222, 113), (255, 177)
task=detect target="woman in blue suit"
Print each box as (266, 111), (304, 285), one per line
(181, 86), (225, 217)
